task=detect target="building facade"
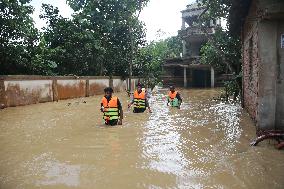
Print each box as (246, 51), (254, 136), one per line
(162, 2), (220, 88)
(239, 0), (284, 131)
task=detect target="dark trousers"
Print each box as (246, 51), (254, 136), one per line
(105, 119), (118, 126)
(133, 108), (146, 113)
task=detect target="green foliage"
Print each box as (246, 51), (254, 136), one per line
(39, 3), (103, 75)
(133, 35), (182, 83)
(200, 27), (241, 74)
(66, 0), (149, 77)
(0, 0), (149, 77)
(198, 0), (243, 100)
(164, 36), (183, 58)
(197, 0), (233, 25)
(0, 0), (41, 74)
(0, 0), (183, 80)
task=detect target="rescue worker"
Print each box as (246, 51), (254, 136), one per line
(128, 84), (152, 113)
(101, 87), (123, 126)
(167, 86), (182, 109)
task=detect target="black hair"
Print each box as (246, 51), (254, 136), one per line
(104, 87), (113, 93)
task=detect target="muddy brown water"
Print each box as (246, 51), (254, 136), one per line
(0, 88), (284, 189)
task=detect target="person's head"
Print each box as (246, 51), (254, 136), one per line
(104, 87), (113, 99)
(169, 86), (175, 92)
(137, 83), (142, 93)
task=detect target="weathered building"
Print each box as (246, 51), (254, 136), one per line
(232, 0), (284, 131)
(162, 2), (220, 88)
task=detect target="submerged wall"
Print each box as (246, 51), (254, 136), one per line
(0, 76), (134, 108)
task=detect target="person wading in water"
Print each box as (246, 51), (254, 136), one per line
(128, 83), (152, 113)
(167, 86), (182, 109)
(101, 87), (123, 126)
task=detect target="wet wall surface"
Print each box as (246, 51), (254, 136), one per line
(0, 77), (128, 108)
(4, 80), (53, 106)
(0, 88), (283, 189)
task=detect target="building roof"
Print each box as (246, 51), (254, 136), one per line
(181, 1), (205, 16)
(186, 2), (202, 10)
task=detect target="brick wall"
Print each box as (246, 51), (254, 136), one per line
(243, 29), (259, 122)
(242, 0), (259, 122)
(242, 0), (284, 130)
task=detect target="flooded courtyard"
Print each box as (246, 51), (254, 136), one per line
(0, 88), (284, 189)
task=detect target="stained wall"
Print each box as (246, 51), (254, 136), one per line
(0, 76), (133, 108)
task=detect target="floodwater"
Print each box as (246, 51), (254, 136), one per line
(0, 88), (284, 189)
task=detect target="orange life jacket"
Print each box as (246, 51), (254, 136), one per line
(133, 90), (146, 110)
(168, 91), (177, 100)
(134, 90), (146, 100)
(101, 96), (119, 121)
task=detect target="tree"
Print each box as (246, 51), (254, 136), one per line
(66, 0), (149, 77)
(200, 27), (241, 74)
(39, 4), (104, 76)
(0, 0), (149, 76)
(0, 0), (40, 74)
(165, 36), (183, 58)
(197, 0), (243, 100)
(133, 35), (183, 86)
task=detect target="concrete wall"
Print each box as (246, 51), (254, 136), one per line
(3, 80), (53, 107)
(257, 21), (278, 130)
(276, 22), (284, 129)
(57, 79), (86, 100)
(0, 76), (131, 108)
(187, 41), (205, 56)
(126, 78), (139, 92)
(89, 79), (109, 96)
(242, 0), (284, 131)
(259, 0), (284, 16)
(113, 79), (127, 93)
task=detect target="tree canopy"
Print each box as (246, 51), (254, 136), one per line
(198, 0), (245, 99)
(0, 0), (150, 77)
(133, 36), (182, 81)
(0, 0), (39, 74)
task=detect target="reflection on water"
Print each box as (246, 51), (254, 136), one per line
(142, 93), (188, 175)
(24, 152), (80, 187)
(0, 88), (284, 189)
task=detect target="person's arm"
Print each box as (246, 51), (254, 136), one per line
(117, 99), (123, 124)
(176, 93), (182, 103)
(129, 99), (134, 105)
(145, 98), (149, 107)
(100, 103), (104, 112)
(128, 96), (134, 108)
(145, 97), (152, 113)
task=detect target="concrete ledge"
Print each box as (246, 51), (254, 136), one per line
(0, 75), (125, 80)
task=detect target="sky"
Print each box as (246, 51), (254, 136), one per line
(140, 0), (194, 41)
(30, 0), (195, 41)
